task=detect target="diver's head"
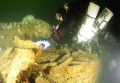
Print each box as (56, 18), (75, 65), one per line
(56, 13), (63, 21)
(56, 7), (66, 21)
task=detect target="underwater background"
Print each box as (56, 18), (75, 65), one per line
(0, 0), (120, 83)
(0, 0), (66, 24)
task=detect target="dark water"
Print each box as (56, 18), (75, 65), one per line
(0, 0), (120, 83)
(0, 0), (66, 25)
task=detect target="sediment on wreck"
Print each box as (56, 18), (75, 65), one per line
(0, 40), (101, 83)
(0, 38), (44, 83)
(0, 15), (53, 47)
(44, 48), (101, 83)
(0, 15), (102, 83)
(6, 48), (36, 83)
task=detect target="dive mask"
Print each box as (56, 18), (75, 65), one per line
(56, 13), (61, 20)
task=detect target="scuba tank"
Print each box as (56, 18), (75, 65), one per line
(75, 2), (113, 51)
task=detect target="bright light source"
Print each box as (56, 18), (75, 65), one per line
(76, 3), (114, 44)
(77, 2), (100, 43)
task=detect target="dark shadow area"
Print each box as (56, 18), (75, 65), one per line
(0, 72), (4, 83)
(43, 66), (51, 74)
(28, 73), (35, 83)
(54, 53), (67, 62)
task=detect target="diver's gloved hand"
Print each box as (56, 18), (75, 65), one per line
(35, 40), (51, 49)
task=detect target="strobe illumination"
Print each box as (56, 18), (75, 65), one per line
(77, 2), (113, 43)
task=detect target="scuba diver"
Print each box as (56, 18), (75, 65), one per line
(35, 0), (91, 49)
(35, 7), (75, 49)
(35, 0), (114, 50)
